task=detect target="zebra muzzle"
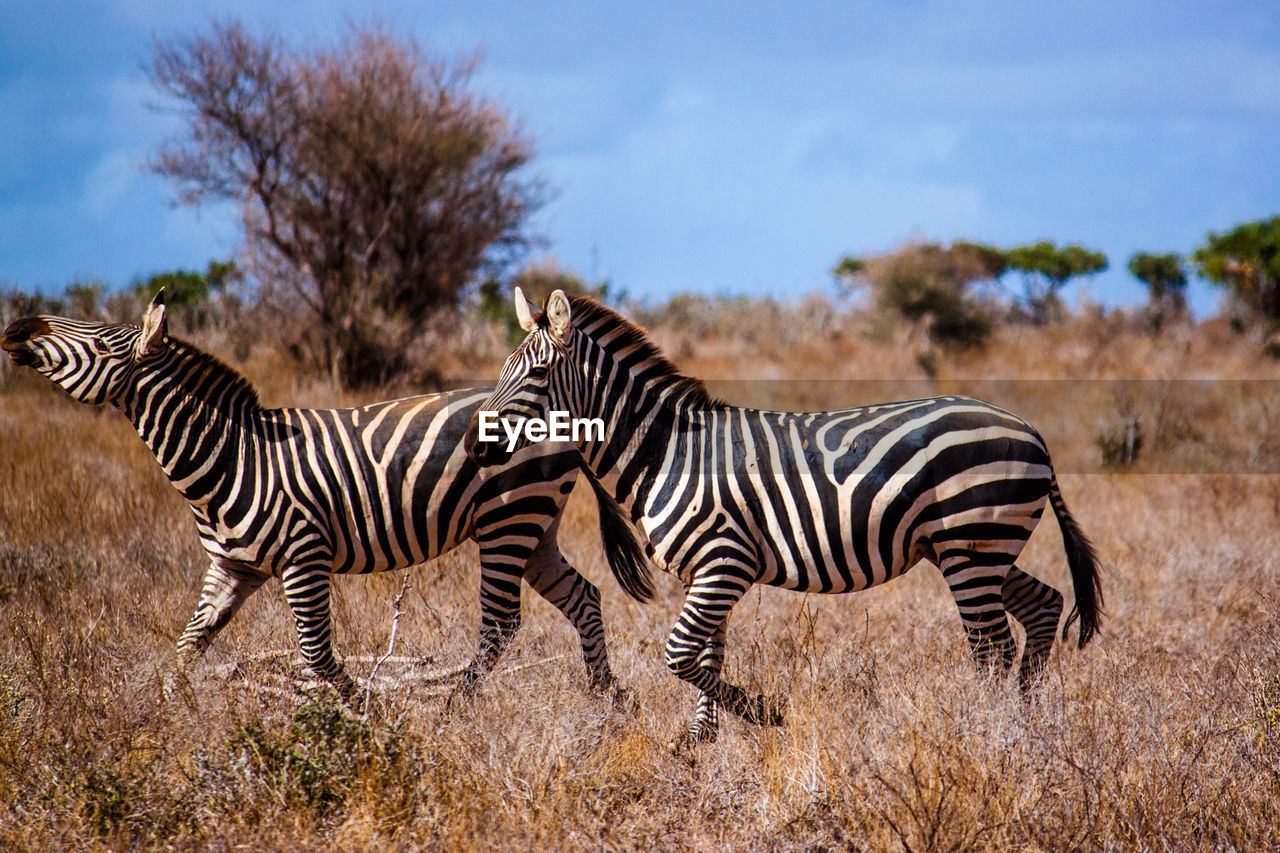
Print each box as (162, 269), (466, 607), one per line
(1, 335), (35, 367)
(3, 318), (50, 367)
(4, 347), (35, 367)
(464, 413), (516, 467)
(462, 411), (492, 465)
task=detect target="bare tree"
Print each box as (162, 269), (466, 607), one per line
(149, 22), (543, 387)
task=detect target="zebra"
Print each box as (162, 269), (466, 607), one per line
(1, 290), (636, 707)
(464, 288), (1104, 746)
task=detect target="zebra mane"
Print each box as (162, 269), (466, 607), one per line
(542, 296), (723, 408)
(163, 336), (263, 412)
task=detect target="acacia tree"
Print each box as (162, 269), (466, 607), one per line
(1003, 241), (1108, 323)
(1127, 252), (1187, 331)
(1192, 216), (1280, 339)
(148, 22), (543, 387)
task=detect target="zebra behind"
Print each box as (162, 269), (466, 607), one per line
(2, 291), (632, 705)
(464, 288), (1104, 746)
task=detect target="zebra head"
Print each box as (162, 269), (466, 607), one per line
(465, 286), (575, 467)
(1, 290), (169, 405)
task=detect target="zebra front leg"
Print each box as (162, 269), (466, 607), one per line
(666, 571), (782, 751)
(939, 553), (1017, 674)
(524, 524), (618, 697)
(672, 577), (726, 742)
(176, 560), (268, 669)
(688, 621), (727, 743)
(281, 565), (359, 707)
(1001, 565), (1064, 690)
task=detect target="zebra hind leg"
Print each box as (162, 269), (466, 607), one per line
(523, 518), (622, 700)
(938, 552), (1017, 676)
(458, 545), (527, 692)
(281, 565), (361, 709)
(1001, 565), (1064, 690)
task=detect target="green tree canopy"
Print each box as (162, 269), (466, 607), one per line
(1127, 252), (1187, 297)
(1003, 241), (1108, 323)
(134, 260), (240, 307)
(1128, 252), (1188, 332)
(1191, 216), (1280, 330)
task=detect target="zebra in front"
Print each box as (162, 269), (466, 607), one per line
(2, 291), (634, 706)
(464, 288), (1104, 746)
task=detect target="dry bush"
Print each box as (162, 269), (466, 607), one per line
(150, 21), (543, 388)
(2, 316), (1280, 849)
(628, 293), (844, 364)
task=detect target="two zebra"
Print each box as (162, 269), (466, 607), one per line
(4, 288), (1101, 742)
(464, 288), (1102, 745)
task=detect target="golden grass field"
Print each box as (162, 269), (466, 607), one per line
(2, 307), (1280, 850)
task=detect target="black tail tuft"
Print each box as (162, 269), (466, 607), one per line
(1050, 476), (1104, 649)
(585, 468), (654, 603)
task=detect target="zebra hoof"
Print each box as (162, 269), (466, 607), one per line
(161, 669), (198, 707)
(739, 695), (785, 727)
(1017, 659), (1050, 693)
(361, 699), (384, 724)
(668, 723), (718, 756)
(442, 676), (481, 716)
(340, 689), (367, 716)
(607, 684), (640, 714)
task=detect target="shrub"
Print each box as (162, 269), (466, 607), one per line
(836, 241), (1000, 350)
(1192, 216), (1280, 345)
(1096, 416), (1143, 469)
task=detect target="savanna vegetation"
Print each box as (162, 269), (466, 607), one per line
(3, 287), (1280, 850)
(3, 16), (1280, 852)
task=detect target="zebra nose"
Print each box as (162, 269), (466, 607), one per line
(464, 413), (496, 466)
(4, 318), (51, 363)
(464, 411), (507, 467)
(2, 324), (36, 366)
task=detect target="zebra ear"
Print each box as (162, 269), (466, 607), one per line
(546, 289), (572, 337)
(139, 288), (168, 357)
(514, 286), (536, 332)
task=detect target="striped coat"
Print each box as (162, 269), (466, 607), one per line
(466, 289), (1103, 744)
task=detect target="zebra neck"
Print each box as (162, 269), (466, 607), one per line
(564, 312), (721, 519)
(578, 364), (707, 522)
(119, 351), (264, 505)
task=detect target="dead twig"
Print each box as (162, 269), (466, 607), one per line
(364, 573), (412, 718)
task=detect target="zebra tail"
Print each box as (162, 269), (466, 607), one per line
(1049, 473), (1104, 649)
(584, 468), (655, 603)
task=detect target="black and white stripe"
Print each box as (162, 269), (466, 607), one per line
(2, 292), (623, 703)
(465, 289), (1103, 744)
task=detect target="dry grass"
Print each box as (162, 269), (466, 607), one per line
(2, 309), (1280, 850)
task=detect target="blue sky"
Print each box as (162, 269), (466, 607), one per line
(1, 1), (1278, 314)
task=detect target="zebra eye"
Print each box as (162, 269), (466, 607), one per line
(527, 365), (548, 380)
(92, 337), (112, 356)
